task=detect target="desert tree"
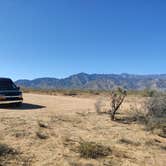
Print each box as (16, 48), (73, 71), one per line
(109, 88), (127, 120)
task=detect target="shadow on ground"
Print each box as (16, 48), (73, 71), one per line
(115, 117), (137, 124)
(0, 103), (46, 110)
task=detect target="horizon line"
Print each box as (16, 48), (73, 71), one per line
(15, 72), (166, 81)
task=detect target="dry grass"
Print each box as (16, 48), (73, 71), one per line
(0, 143), (33, 166)
(118, 138), (141, 146)
(78, 140), (111, 159)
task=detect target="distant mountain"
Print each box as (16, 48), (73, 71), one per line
(15, 73), (166, 90)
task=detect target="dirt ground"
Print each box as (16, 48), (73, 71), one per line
(0, 93), (165, 166)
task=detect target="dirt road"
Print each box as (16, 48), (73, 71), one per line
(0, 93), (96, 121)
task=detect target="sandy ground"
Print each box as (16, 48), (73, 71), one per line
(0, 93), (165, 166)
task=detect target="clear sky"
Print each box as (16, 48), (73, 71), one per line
(0, 0), (166, 80)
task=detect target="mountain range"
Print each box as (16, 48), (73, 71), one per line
(15, 73), (166, 91)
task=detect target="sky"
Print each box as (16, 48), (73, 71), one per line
(0, 0), (166, 80)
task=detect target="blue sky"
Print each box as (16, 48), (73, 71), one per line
(0, 0), (166, 80)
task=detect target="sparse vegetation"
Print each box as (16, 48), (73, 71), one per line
(0, 92), (165, 165)
(129, 93), (166, 138)
(144, 93), (166, 136)
(21, 88), (103, 97)
(109, 88), (127, 120)
(129, 103), (148, 123)
(142, 89), (157, 97)
(119, 138), (141, 146)
(0, 144), (18, 157)
(78, 140), (111, 159)
(0, 144), (21, 166)
(64, 90), (78, 96)
(95, 88), (127, 120)
(146, 93), (166, 118)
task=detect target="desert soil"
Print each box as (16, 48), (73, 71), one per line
(0, 93), (165, 166)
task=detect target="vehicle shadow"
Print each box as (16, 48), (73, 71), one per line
(0, 103), (46, 110)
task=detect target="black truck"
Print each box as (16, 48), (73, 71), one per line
(0, 78), (23, 106)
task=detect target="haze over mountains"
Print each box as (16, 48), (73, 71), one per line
(15, 73), (166, 91)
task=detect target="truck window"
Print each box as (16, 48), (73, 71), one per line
(0, 80), (17, 90)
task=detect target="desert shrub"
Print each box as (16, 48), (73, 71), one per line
(142, 89), (157, 97)
(127, 89), (163, 97)
(0, 144), (33, 166)
(87, 90), (100, 95)
(129, 103), (148, 123)
(64, 90), (78, 96)
(78, 141), (111, 159)
(137, 93), (166, 137)
(0, 144), (18, 157)
(128, 96), (166, 138)
(146, 94), (166, 118)
(0, 143), (19, 166)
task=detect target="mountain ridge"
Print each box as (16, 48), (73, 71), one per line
(15, 73), (166, 90)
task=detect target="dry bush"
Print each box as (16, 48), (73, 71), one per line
(145, 94), (166, 136)
(78, 141), (111, 159)
(146, 94), (166, 118)
(95, 88), (127, 120)
(0, 144), (18, 157)
(129, 93), (166, 137)
(0, 144), (33, 166)
(129, 103), (148, 123)
(0, 143), (20, 166)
